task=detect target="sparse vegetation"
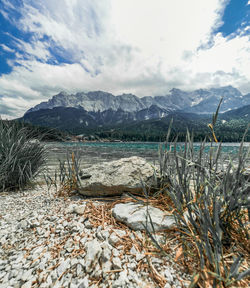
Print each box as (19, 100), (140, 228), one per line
(0, 120), (47, 191)
(44, 150), (81, 197)
(153, 103), (250, 287)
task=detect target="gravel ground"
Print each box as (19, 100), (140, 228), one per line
(0, 186), (191, 288)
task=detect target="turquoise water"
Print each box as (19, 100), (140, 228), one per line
(45, 141), (249, 170)
(51, 141), (249, 154)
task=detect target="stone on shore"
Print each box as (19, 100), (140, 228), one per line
(85, 239), (102, 273)
(112, 202), (176, 232)
(0, 185), (192, 288)
(78, 156), (156, 196)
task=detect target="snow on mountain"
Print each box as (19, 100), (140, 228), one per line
(26, 86), (250, 116)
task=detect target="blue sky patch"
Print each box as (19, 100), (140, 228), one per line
(0, 0), (75, 75)
(217, 0), (250, 36)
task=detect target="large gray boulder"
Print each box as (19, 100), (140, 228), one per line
(112, 202), (176, 232)
(78, 156), (156, 196)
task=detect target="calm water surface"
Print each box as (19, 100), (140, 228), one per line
(45, 141), (250, 171)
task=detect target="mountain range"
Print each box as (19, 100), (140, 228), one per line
(23, 105), (171, 130)
(26, 86), (250, 115)
(21, 86), (250, 141)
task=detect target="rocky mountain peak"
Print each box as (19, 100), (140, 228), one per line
(25, 86), (250, 116)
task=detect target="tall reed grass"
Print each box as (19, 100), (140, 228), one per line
(0, 120), (46, 191)
(44, 150), (81, 197)
(156, 113), (250, 286)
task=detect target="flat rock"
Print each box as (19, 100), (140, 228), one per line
(100, 243), (112, 263)
(77, 277), (89, 288)
(78, 156), (156, 196)
(74, 205), (86, 215)
(85, 239), (102, 273)
(112, 202), (176, 232)
(112, 257), (122, 270)
(21, 269), (33, 282)
(57, 259), (70, 277)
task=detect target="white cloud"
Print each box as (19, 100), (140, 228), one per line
(0, 44), (15, 53)
(0, 0), (250, 118)
(14, 39), (51, 61)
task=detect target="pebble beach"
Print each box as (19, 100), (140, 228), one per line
(0, 185), (192, 288)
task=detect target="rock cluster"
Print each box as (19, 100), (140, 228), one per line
(0, 186), (191, 288)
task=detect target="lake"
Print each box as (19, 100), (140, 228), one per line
(44, 141), (250, 172)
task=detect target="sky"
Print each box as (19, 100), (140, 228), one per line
(0, 0), (250, 119)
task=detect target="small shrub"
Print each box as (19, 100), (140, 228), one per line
(44, 149), (81, 197)
(0, 120), (46, 191)
(57, 150), (81, 196)
(157, 119), (250, 286)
